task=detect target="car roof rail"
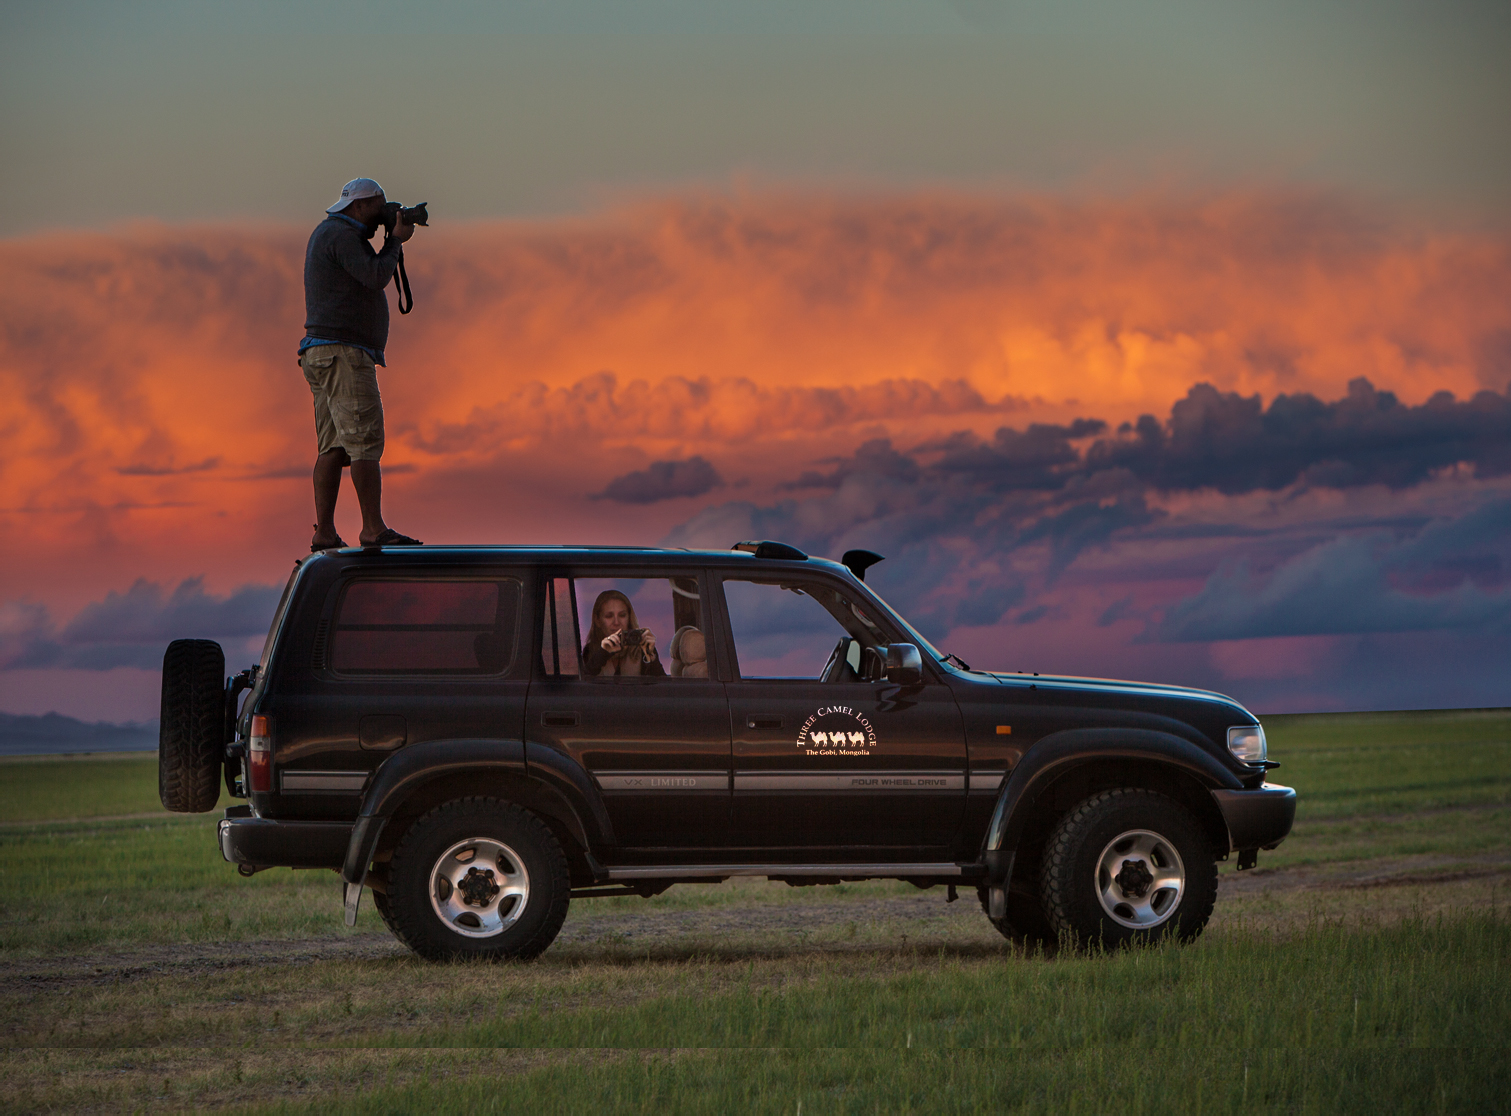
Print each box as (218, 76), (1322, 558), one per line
(732, 540), (808, 561)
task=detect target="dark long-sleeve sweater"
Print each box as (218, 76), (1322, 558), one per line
(303, 215), (403, 354)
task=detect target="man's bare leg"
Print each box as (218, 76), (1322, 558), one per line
(311, 449), (349, 549)
(351, 459), (390, 545)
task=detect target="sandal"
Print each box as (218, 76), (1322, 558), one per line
(363, 528), (423, 547)
(310, 531), (348, 553)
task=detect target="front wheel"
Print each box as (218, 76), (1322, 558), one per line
(1040, 788), (1217, 948)
(385, 798), (570, 962)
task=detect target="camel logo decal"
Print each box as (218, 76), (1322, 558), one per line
(807, 731), (867, 747)
(796, 706), (877, 755)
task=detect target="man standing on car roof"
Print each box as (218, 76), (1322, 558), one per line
(299, 177), (422, 552)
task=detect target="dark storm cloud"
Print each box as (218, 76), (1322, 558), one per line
(784, 439), (922, 491)
(1156, 524), (1511, 643)
(1, 578), (281, 671)
(595, 456), (724, 504)
(1156, 494), (1511, 642)
(931, 420), (1106, 491)
(666, 381), (1511, 643)
(1089, 379), (1511, 494)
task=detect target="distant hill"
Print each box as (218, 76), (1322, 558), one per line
(0, 712), (158, 757)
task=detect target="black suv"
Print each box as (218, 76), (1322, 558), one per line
(158, 541), (1294, 960)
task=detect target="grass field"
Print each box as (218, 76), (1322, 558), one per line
(1, 709), (1507, 1113)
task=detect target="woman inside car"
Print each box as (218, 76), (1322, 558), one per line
(582, 589), (664, 677)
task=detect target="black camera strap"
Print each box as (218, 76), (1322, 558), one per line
(393, 250), (414, 315)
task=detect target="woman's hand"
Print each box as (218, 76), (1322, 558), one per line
(641, 629), (657, 662)
(601, 631), (623, 653)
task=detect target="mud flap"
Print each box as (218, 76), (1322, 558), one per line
(344, 880), (363, 926)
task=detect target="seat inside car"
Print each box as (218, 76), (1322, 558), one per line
(668, 626), (708, 677)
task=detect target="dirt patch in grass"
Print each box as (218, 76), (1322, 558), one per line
(5, 850), (1506, 996)
(0, 933), (407, 993)
(1218, 849), (1511, 895)
(0, 1046), (644, 1115)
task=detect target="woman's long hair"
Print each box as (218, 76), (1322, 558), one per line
(586, 589), (640, 651)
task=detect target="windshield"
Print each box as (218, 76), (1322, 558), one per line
(853, 581), (948, 663)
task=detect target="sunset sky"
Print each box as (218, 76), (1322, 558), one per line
(3, 1), (1509, 721)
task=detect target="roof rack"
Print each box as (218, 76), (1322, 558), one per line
(732, 540), (808, 561)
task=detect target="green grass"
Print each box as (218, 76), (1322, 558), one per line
(1264, 708), (1511, 817)
(403, 913), (1510, 1051)
(267, 1047), (1508, 1116)
(6, 915), (1507, 1114)
(0, 816), (381, 953)
(0, 753), (208, 823)
(1, 710), (1508, 1113)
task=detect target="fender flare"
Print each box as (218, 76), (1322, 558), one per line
(980, 727), (1244, 885)
(339, 739), (613, 886)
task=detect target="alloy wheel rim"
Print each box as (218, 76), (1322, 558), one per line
(1094, 828), (1185, 930)
(428, 836), (530, 938)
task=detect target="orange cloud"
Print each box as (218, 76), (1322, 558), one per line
(1, 190), (1507, 611)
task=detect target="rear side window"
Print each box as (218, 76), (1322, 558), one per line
(331, 578), (523, 675)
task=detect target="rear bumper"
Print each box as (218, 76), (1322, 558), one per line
(1211, 783), (1296, 852)
(219, 813), (352, 869)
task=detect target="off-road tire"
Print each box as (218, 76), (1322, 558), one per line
(385, 797), (570, 962)
(158, 639), (224, 813)
(1041, 788), (1217, 948)
(370, 881), (396, 932)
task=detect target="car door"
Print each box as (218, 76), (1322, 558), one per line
(525, 570), (732, 851)
(719, 574), (967, 854)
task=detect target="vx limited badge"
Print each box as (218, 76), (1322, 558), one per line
(797, 706), (877, 755)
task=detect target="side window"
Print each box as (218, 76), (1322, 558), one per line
(331, 579), (522, 675)
(573, 576), (706, 680)
(723, 579), (883, 681)
(540, 577), (580, 677)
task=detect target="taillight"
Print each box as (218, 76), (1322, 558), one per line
(248, 714), (272, 793)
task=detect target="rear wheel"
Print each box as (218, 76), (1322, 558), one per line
(385, 798), (570, 962)
(1041, 788), (1216, 948)
(158, 639), (224, 813)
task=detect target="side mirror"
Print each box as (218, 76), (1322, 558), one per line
(884, 643), (923, 686)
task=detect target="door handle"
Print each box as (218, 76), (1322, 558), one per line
(542, 711), (580, 727)
(747, 716), (783, 730)
(358, 714), (407, 750)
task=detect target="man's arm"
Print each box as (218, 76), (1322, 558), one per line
(330, 221), (412, 291)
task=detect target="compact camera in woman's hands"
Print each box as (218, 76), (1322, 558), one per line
(619, 627), (646, 648)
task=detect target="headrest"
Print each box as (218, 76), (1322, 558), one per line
(679, 628), (706, 664)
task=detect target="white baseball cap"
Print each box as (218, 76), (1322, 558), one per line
(326, 178), (384, 214)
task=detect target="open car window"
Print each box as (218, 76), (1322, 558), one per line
(722, 578), (885, 681)
(541, 575), (708, 680)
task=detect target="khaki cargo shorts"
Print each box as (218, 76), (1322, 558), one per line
(300, 344), (385, 461)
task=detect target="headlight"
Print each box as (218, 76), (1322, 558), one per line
(1227, 724), (1266, 765)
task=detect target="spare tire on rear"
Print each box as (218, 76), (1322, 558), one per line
(159, 639), (225, 813)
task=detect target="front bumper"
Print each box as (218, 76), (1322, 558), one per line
(219, 812), (352, 869)
(1211, 783), (1296, 851)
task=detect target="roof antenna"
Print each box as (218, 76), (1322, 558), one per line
(841, 549), (884, 581)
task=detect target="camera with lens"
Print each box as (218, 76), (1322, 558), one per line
(619, 627), (646, 648)
(381, 201), (429, 233)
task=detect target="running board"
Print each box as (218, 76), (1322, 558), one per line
(604, 863), (963, 881)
